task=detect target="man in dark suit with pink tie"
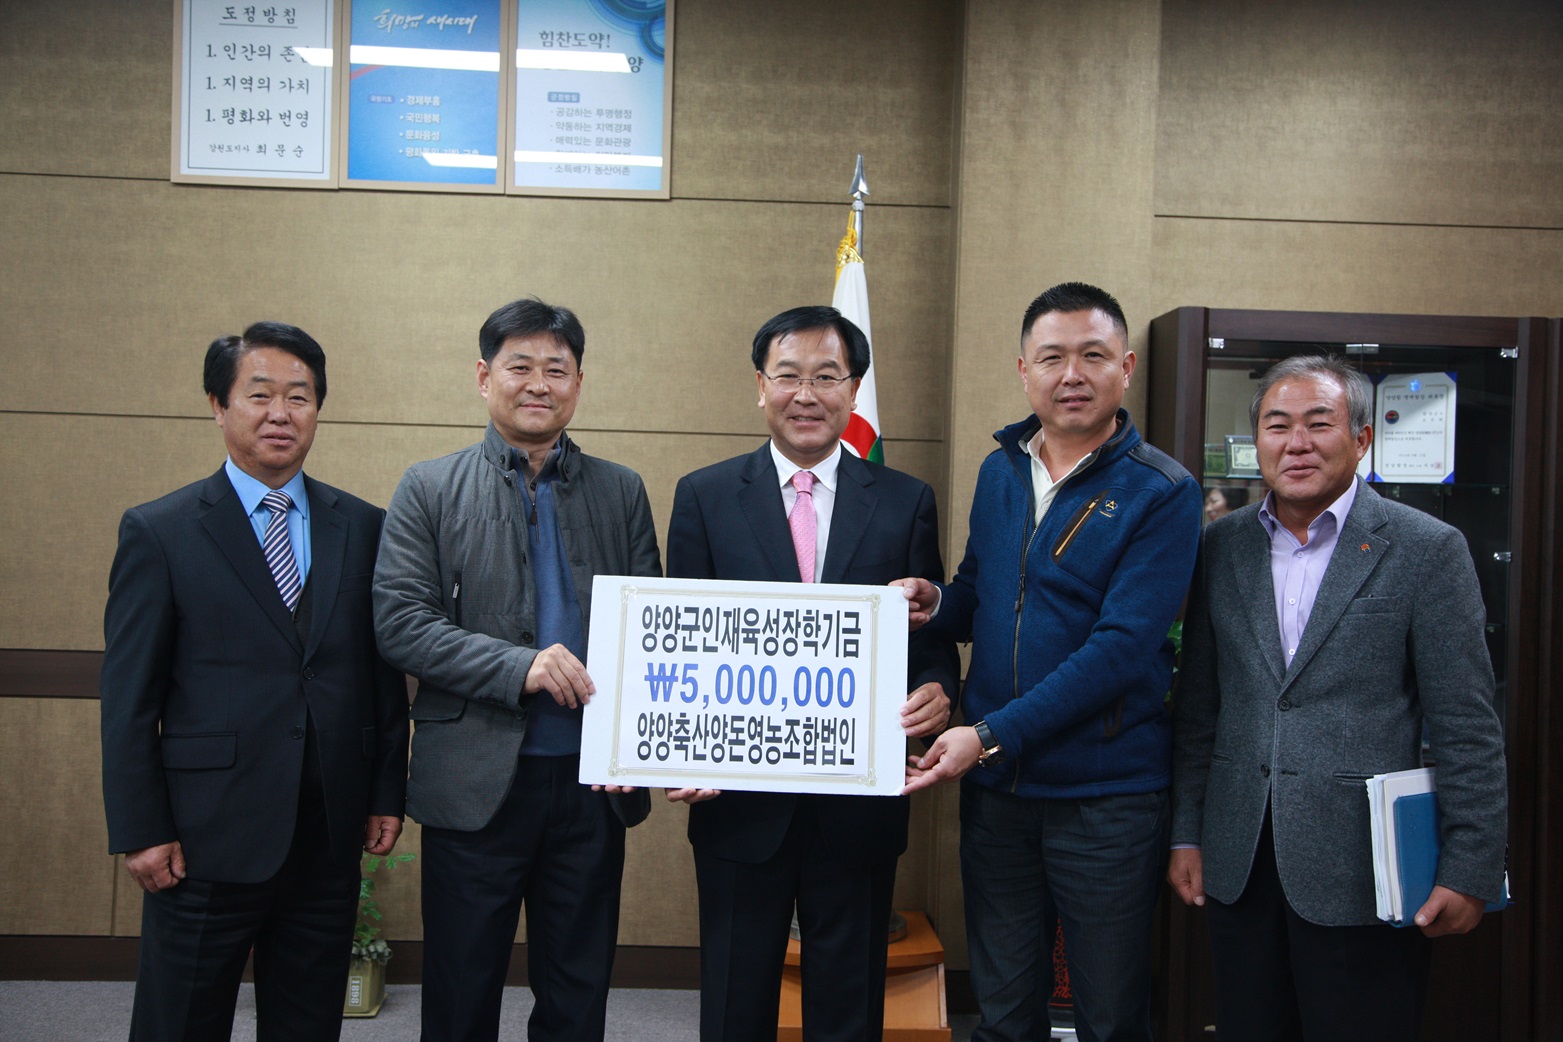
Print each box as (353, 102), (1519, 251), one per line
(664, 305), (960, 1042)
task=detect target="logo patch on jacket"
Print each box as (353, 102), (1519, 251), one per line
(1098, 499), (1119, 518)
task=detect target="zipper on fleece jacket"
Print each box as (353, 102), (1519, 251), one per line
(1005, 457), (1106, 792)
(1008, 517), (1043, 794)
(1007, 445), (1059, 793)
(1051, 490), (1109, 561)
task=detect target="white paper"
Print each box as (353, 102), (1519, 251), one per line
(1373, 373), (1457, 483)
(1367, 767), (1435, 921)
(579, 575), (909, 796)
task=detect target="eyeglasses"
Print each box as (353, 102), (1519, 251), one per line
(761, 372), (856, 394)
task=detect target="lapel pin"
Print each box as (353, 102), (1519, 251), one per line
(1360, 543), (1371, 553)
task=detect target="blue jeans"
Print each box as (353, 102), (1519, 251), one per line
(960, 780), (1169, 1042)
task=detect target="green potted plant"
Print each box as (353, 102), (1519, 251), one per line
(344, 850), (415, 1017)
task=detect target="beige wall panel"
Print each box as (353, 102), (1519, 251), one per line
(0, 0), (170, 180)
(1149, 218), (1563, 320)
(0, 699), (116, 934)
(0, 176), (951, 445)
(0, 413), (220, 651)
(672, 0), (958, 207)
(1155, 0), (1563, 228)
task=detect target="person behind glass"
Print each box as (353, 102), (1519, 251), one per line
(372, 298), (660, 1042)
(895, 282), (1203, 1042)
(101, 322), (409, 1042)
(1169, 355), (1507, 1041)
(664, 305), (961, 1042)
(1204, 485), (1248, 524)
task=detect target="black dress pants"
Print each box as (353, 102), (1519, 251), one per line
(129, 752), (358, 1042)
(419, 755), (627, 1042)
(1205, 809), (1431, 1042)
(694, 795), (899, 1042)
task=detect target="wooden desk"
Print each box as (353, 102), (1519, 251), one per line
(777, 910), (949, 1042)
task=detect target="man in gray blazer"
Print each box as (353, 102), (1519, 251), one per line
(374, 298), (659, 1042)
(1169, 354), (1507, 1041)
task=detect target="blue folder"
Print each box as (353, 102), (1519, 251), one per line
(1390, 791), (1509, 927)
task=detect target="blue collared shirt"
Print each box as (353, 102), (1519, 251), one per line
(225, 459), (312, 583)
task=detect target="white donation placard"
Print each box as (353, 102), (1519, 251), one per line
(579, 576), (908, 796)
(1373, 372), (1457, 483)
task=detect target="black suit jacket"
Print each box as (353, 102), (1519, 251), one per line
(101, 467), (409, 883)
(666, 444), (960, 863)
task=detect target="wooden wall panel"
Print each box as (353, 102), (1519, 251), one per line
(1149, 217), (1563, 320)
(0, 414), (219, 651)
(0, 700), (116, 934)
(0, 0), (170, 180)
(0, 409), (948, 651)
(672, 0), (959, 206)
(1155, 0), (1563, 228)
(0, 176), (951, 446)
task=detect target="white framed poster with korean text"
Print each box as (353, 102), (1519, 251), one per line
(510, 0), (672, 197)
(579, 576), (907, 795)
(173, 0), (339, 186)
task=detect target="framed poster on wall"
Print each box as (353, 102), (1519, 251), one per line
(173, 0), (339, 186)
(340, 0), (509, 191)
(510, 0), (673, 198)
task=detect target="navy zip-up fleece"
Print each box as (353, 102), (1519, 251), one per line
(932, 410), (1201, 799)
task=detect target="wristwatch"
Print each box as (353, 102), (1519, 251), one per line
(973, 719), (1005, 767)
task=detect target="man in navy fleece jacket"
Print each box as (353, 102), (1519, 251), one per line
(898, 282), (1201, 1042)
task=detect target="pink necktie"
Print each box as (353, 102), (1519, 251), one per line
(789, 470), (817, 583)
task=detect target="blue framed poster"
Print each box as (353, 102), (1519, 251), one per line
(511, 0), (673, 197)
(342, 0), (507, 190)
(173, 0), (338, 186)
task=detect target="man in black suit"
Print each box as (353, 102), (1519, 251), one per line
(100, 322), (409, 1042)
(665, 306), (960, 1042)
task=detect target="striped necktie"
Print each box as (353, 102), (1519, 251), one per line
(261, 489), (302, 611)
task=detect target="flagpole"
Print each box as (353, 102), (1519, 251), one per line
(849, 154), (869, 255)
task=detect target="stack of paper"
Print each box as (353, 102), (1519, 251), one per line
(1367, 768), (1436, 924)
(1366, 767), (1510, 927)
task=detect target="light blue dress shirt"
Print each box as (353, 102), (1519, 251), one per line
(224, 459), (312, 583)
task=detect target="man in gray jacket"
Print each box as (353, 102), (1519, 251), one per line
(1170, 355), (1506, 1041)
(374, 298), (660, 1042)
